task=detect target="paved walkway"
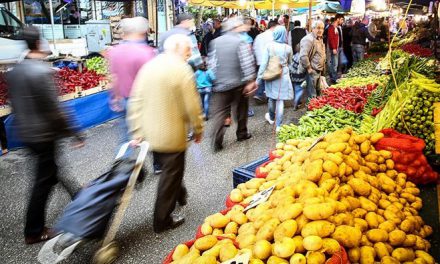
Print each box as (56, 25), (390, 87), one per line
(0, 103), (305, 264)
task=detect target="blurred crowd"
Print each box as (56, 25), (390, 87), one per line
(4, 11), (431, 246)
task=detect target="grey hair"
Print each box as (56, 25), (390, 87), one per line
(312, 20), (325, 29)
(120, 16), (149, 34)
(163, 34), (192, 53)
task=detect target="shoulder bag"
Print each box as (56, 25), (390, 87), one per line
(262, 45), (283, 81)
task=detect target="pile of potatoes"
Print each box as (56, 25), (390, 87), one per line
(170, 235), (239, 263)
(202, 127), (435, 264)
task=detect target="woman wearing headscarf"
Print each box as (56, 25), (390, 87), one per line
(257, 25), (293, 131)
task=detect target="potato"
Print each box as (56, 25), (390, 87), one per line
(177, 250), (200, 264)
(250, 259), (265, 264)
(212, 228), (223, 235)
(361, 235), (373, 247)
(278, 203), (303, 222)
(360, 197), (378, 212)
(360, 141), (371, 155)
(301, 220), (335, 238)
(332, 225), (362, 248)
(236, 234), (256, 249)
(345, 196), (361, 210)
(348, 178), (371, 196)
(303, 235), (322, 251)
(289, 253), (306, 264)
(360, 246), (376, 264)
(365, 212), (379, 229)
(310, 149), (326, 161)
(224, 222), (239, 235)
(305, 251), (325, 264)
(172, 244), (190, 261)
(378, 220), (396, 233)
(415, 250), (435, 264)
(366, 229), (389, 243)
(193, 255), (217, 264)
(326, 143), (347, 153)
(295, 214), (309, 235)
(303, 202), (335, 220)
(392, 248), (415, 262)
(374, 242), (390, 258)
(267, 256), (289, 264)
(388, 229), (406, 246)
(402, 234), (417, 247)
(209, 213), (230, 228)
(348, 248), (361, 263)
(370, 132), (384, 143)
(323, 160), (339, 177)
(381, 256), (400, 264)
(238, 222), (256, 235)
(256, 218), (280, 241)
(322, 238), (340, 254)
(354, 218), (369, 232)
(274, 220), (297, 242)
(305, 159), (323, 182)
(194, 235), (218, 251)
(292, 236), (305, 253)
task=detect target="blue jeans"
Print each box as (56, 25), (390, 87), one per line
(118, 98), (130, 144)
(306, 71), (320, 98)
(268, 98), (284, 128)
(256, 78), (266, 97)
(352, 44), (365, 64)
(293, 82), (304, 108)
(327, 51), (339, 83)
(199, 88), (211, 118)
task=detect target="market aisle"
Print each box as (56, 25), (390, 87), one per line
(0, 103), (305, 264)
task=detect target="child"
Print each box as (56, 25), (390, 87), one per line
(291, 44), (306, 110)
(195, 61), (215, 120)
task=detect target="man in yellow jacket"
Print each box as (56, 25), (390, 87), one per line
(127, 34), (204, 233)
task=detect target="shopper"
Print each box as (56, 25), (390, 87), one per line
(127, 34), (204, 233)
(257, 26), (293, 130)
(200, 18), (222, 57)
(327, 14), (344, 84)
(253, 20), (278, 103)
(291, 44), (306, 110)
(342, 19), (354, 70)
(0, 115), (7, 155)
(246, 17), (260, 40)
(299, 20), (326, 98)
(289, 20), (307, 54)
(158, 13), (203, 70)
(7, 26), (84, 244)
(351, 17), (376, 63)
(208, 17), (257, 152)
(195, 60), (215, 119)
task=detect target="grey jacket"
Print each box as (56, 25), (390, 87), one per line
(7, 59), (78, 143)
(208, 32), (256, 92)
(299, 32), (326, 72)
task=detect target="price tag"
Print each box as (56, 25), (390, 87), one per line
(307, 133), (327, 151)
(221, 252), (251, 264)
(243, 185), (275, 212)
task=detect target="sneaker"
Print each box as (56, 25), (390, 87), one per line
(248, 109), (255, 117)
(276, 126), (281, 133)
(265, 113), (274, 125)
(153, 164), (162, 175)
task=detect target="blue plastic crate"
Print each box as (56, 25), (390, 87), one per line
(232, 155), (270, 188)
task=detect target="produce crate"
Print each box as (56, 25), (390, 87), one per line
(232, 155), (269, 188)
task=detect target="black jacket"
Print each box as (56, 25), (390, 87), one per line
(351, 22), (376, 46)
(7, 59), (78, 143)
(291, 27), (307, 51)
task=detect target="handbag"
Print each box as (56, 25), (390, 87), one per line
(262, 46), (283, 81)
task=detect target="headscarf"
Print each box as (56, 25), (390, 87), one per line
(273, 25), (287, 43)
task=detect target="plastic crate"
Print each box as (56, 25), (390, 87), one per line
(232, 155), (269, 188)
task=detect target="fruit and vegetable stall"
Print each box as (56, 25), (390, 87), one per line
(164, 39), (440, 263)
(1, 56), (122, 148)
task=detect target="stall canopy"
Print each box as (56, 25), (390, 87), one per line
(188, 0), (319, 10)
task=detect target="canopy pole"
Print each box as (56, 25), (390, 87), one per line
(48, 0), (57, 53)
(308, 0), (312, 31)
(272, 0), (275, 18)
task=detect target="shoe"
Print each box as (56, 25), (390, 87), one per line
(248, 109), (255, 117)
(25, 227), (54, 245)
(153, 215), (185, 233)
(224, 117), (232, 127)
(237, 133), (252, 142)
(265, 113), (274, 125)
(276, 126), (281, 133)
(1, 149), (8, 155)
(153, 164), (162, 175)
(213, 143), (224, 152)
(187, 132), (194, 142)
(253, 95), (266, 104)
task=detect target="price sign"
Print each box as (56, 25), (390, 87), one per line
(221, 252), (251, 264)
(307, 133), (327, 151)
(243, 185), (275, 212)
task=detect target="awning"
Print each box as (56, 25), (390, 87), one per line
(188, 0), (319, 10)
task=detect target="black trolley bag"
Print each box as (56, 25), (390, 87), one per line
(38, 142), (149, 264)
